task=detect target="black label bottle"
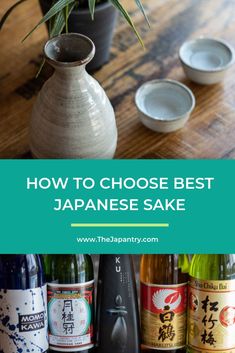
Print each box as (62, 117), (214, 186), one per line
(0, 254), (48, 353)
(96, 255), (141, 353)
(45, 255), (94, 353)
(140, 254), (189, 353)
(188, 254), (235, 353)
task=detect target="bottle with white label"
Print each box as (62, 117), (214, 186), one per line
(0, 254), (48, 353)
(45, 255), (94, 353)
(140, 255), (189, 353)
(188, 254), (235, 353)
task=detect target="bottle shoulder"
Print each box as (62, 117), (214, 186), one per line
(140, 255), (189, 284)
(45, 254), (94, 283)
(0, 255), (44, 289)
(190, 254), (235, 280)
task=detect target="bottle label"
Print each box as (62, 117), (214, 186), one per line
(141, 282), (187, 350)
(0, 285), (48, 353)
(189, 277), (235, 353)
(47, 280), (94, 352)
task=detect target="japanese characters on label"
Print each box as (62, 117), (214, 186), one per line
(189, 277), (235, 353)
(47, 281), (94, 351)
(141, 282), (188, 349)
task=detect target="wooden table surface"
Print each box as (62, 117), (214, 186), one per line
(1, 0), (235, 159)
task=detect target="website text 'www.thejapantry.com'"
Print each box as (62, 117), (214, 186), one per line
(76, 236), (159, 244)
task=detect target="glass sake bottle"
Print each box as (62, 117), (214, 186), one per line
(188, 254), (235, 353)
(96, 255), (141, 353)
(45, 255), (94, 353)
(140, 254), (189, 353)
(0, 254), (48, 353)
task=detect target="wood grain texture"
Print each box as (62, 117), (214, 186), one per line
(0, 0), (235, 159)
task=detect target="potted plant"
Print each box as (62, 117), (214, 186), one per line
(1, 0), (149, 71)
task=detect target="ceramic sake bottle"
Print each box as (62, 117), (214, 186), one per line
(30, 33), (117, 159)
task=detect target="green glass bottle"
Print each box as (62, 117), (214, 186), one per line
(45, 255), (94, 353)
(188, 254), (235, 353)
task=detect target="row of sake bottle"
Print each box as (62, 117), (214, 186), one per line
(0, 254), (235, 353)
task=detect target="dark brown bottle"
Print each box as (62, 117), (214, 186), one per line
(140, 255), (189, 353)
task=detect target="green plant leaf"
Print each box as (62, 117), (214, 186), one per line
(35, 58), (46, 78)
(50, 10), (67, 38)
(110, 0), (144, 47)
(35, 3), (75, 77)
(88, 0), (96, 20)
(65, 5), (69, 32)
(50, 3), (75, 37)
(135, 0), (150, 27)
(0, 0), (28, 30)
(22, 0), (74, 41)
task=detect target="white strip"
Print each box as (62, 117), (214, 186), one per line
(48, 280), (94, 288)
(141, 281), (188, 288)
(50, 344), (94, 352)
(142, 344), (185, 350)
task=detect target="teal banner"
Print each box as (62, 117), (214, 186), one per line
(0, 160), (233, 254)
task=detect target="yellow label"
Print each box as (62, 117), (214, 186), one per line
(188, 277), (235, 353)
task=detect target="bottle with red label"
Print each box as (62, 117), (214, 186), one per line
(45, 255), (94, 353)
(188, 254), (235, 353)
(140, 255), (189, 353)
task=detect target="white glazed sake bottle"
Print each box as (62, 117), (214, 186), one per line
(30, 33), (117, 159)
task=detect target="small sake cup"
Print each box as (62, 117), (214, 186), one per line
(179, 37), (235, 85)
(135, 79), (195, 133)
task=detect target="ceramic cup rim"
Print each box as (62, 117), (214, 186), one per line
(179, 37), (235, 73)
(135, 79), (196, 123)
(44, 33), (96, 67)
